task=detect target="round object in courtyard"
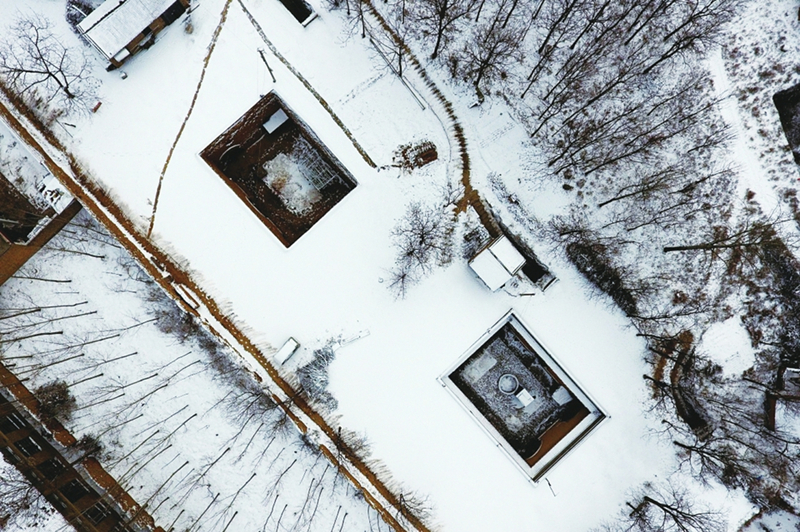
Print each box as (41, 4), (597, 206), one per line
(498, 374), (519, 395)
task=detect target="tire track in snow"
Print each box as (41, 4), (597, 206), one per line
(237, 0), (377, 169)
(147, 0), (236, 239)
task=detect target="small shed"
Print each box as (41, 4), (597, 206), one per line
(468, 236), (526, 291)
(274, 337), (300, 366)
(78, 0), (190, 69)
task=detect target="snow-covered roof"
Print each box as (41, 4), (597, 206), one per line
(78, 0), (177, 59)
(470, 249), (514, 291)
(490, 236), (526, 274)
(469, 236), (526, 291)
(274, 337), (300, 365)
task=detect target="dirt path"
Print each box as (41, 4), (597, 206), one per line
(361, 1), (502, 237)
(148, 0), (378, 240)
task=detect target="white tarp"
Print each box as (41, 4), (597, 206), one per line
(469, 236), (526, 291)
(78, 0), (178, 59)
(490, 236), (526, 274)
(263, 109), (289, 134)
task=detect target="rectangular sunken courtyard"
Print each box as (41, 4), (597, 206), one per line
(201, 92), (357, 246)
(0, 171), (50, 245)
(441, 312), (605, 480)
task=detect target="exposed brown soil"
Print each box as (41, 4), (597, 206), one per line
(525, 406), (589, 467)
(652, 354), (668, 397)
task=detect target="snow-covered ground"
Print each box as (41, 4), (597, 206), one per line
(0, 210), (389, 531)
(740, 509), (800, 532)
(718, 0), (800, 220)
(697, 317), (756, 378)
(0, 0), (779, 529)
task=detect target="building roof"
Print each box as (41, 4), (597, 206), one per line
(490, 236), (526, 274)
(78, 0), (177, 60)
(468, 236), (526, 291)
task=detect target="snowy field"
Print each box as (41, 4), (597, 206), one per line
(1, 0), (792, 530)
(0, 210), (389, 531)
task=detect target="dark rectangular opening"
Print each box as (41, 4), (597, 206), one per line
(276, 0), (314, 23)
(85, 500), (112, 525)
(15, 435), (42, 458)
(0, 412), (27, 434)
(37, 457), (66, 481)
(161, 1), (187, 25)
(60, 478), (92, 504)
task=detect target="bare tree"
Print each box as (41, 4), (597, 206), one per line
(386, 264), (418, 299)
(597, 480), (726, 532)
(0, 13), (98, 115)
(663, 217), (783, 255)
(392, 202), (450, 274)
(455, 7), (527, 90)
(0, 459), (51, 530)
(369, 7), (410, 78)
(412, 0), (474, 59)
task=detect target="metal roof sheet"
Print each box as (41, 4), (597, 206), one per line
(489, 236), (526, 274)
(469, 248), (514, 291)
(78, 0), (177, 59)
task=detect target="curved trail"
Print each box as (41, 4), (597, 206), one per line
(362, 1), (501, 236)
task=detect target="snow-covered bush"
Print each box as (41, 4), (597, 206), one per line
(35, 379), (76, 423)
(297, 342), (338, 410)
